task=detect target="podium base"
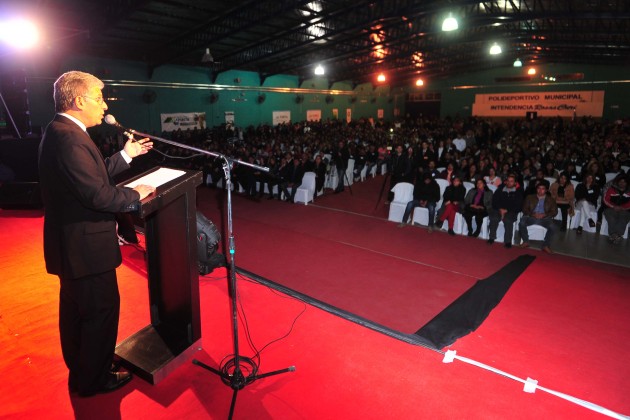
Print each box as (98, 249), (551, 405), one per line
(116, 324), (202, 384)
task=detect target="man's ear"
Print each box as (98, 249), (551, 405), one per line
(70, 95), (84, 111)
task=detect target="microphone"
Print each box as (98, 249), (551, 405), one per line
(104, 114), (127, 131)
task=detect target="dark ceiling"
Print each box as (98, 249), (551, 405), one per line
(4, 0), (630, 86)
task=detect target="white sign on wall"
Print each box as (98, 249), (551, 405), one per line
(225, 111), (234, 124)
(472, 91), (605, 118)
(273, 110), (291, 126)
(306, 109), (321, 122)
(161, 112), (206, 132)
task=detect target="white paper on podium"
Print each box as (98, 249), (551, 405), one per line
(124, 167), (186, 189)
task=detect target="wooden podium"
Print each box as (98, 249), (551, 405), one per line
(115, 167), (203, 384)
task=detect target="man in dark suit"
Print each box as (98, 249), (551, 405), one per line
(38, 71), (155, 397)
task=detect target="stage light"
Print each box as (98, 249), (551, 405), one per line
(442, 14), (458, 32)
(489, 43), (502, 55)
(513, 58), (522, 67)
(377, 73), (386, 83)
(415, 78), (424, 87)
(196, 211), (225, 275)
(0, 19), (39, 49)
(527, 67), (536, 75)
(314, 64), (325, 75)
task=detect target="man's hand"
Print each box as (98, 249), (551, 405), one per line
(133, 184), (156, 200)
(124, 137), (153, 158)
(534, 213), (545, 219)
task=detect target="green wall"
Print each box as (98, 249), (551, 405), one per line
(3, 53), (629, 134)
(10, 55), (395, 133)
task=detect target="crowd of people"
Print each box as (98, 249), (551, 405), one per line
(93, 114), (630, 250)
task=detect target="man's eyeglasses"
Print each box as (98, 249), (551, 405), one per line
(81, 95), (105, 105)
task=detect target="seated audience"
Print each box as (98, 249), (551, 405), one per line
(463, 178), (493, 237)
(399, 173), (441, 231)
(519, 182), (559, 253)
(312, 154), (327, 195)
(549, 173), (575, 231)
(574, 174), (600, 234)
(488, 174), (524, 248)
(484, 167), (502, 188)
(602, 175), (630, 244)
(436, 176), (466, 235)
(279, 157), (304, 202)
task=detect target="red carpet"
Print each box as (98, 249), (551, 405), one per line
(1, 175), (629, 419)
(196, 184), (539, 335)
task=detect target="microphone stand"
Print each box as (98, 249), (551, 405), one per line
(126, 127), (296, 420)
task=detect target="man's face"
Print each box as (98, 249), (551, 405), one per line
(505, 177), (515, 188)
(537, 185), (547, 197)
(79, 85), (108, 128)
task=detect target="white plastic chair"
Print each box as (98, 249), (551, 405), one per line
(486, 213), (520, 244)
(605, 172), (618, 183)
(325, 166), (338, 189)
(440, 212), (465, 234)
(544, 177), (557, 186)
(411, 207), (430, 226)
(388, 182), (414, 222)
(524, 225), (547, 242)
(345, 159), (355, 186)
(488, 184), (498, 193)
(435, 178), (449, 209)
(370, 164), (377, 177)
(461, 216), (489, 239)
(360, 165), (368, 181)
(294, 172), (316, 205)
(463, 182), (475, 194)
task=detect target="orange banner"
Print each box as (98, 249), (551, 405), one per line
(472, 90), (604, 117)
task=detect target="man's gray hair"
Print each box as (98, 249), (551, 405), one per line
(53, 71), (104, 113)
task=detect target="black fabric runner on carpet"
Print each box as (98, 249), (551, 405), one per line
(415, 254), (536, 349)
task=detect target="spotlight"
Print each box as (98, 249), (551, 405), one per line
(377, 73), (386, 83)
(201, 48), (214, 63)
(196, 211), (225, 275)
(0, 19), (39, 49)
(489, 43), (502, 55)
(442, 14), (458, 32)
(415, 78), (424, 87)
(314, 64), (325, 76)
(527, 67), (536, 75)
(513, 58), (522, 67)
